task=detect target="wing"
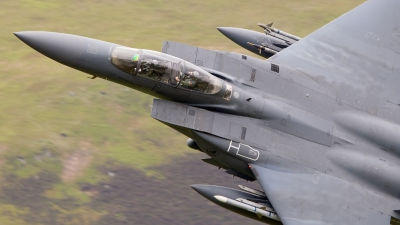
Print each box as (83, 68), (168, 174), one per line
(269, 0), (400, 107)
(250, 161), (392, 225)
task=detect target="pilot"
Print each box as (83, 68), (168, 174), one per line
(138, 59), (155, 78)
(140, 59), (167, 80)
(180, 71), (199, 88)
(152, 60), (168, 79)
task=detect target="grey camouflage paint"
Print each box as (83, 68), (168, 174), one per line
(14, 0), (400, 224)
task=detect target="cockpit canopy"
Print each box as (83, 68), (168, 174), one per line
(111, 47), (222, 94)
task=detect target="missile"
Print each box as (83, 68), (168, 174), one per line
(259, 22), (301, 42)
(247, 42), (278, 55)
(214, 195), (280, 221)
(217, 27), (289, 58)
(191, 184), (281, 225)
(238, 185), (266, 197)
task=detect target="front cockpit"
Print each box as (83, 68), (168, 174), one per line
(111, 47), (222, 94)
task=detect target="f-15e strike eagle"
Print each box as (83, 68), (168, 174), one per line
(14, 0), (400, 224)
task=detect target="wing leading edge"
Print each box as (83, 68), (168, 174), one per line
(269, 0), (400, 109)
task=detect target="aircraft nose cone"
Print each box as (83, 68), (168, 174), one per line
(14, 31), (83, 67)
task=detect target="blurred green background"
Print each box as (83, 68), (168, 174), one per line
(0, 1), (363, 224)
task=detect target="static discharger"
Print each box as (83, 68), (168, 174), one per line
(259, 22), (301, 43)
(214, 195), (281, 221)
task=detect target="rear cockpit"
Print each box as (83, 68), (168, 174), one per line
(111, 47), (222, 94)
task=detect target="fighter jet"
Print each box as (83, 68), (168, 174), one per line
(14, 0), (400, 224)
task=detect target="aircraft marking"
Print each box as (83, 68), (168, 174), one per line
(227, 140), (260, 161)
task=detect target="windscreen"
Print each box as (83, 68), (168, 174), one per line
(178, 62), (222, 94)
(137, 50), (182, 85)
(111, 48), (222, 94)
(111, 47), (141, 75)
